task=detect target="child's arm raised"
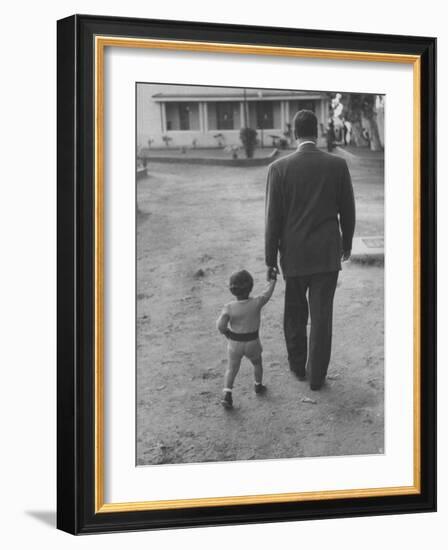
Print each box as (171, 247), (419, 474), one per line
(257, 278), (277, 307)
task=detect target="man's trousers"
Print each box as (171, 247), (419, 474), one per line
(284, 271), (339, 387)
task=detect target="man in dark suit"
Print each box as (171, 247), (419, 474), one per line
(265, 110), (355, 390)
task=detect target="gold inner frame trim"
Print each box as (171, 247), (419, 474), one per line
(94, 35), (421, 514)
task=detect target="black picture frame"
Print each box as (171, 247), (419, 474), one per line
(57, 14), (436, 535)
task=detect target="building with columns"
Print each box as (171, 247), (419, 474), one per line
(137, 84), (330, 149)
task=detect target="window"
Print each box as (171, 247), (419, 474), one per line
(289, 100), (316, 116)
(179, 103), (190, 130)
(208, 102), (241, 130)
(255, 101), (274, 129)
(165, 102), (200, 131)
(216, 102), (234, 130)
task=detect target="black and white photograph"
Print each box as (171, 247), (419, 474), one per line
(136, 83), (385, 466)
(0, 0), (441, 543)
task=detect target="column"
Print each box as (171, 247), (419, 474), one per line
(199, 101), (205, 132)
(203, 102), (208, 132)
(320, 98), (328, 145)
(321, 97), (328, 123)
(285, 101), (290, 125)
(280, 101), (286, 130)
(160, 102), (166, 133)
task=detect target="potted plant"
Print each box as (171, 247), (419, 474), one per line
(226, 145), (239, 159)
(239, 127), (257, 158)
(162, 135), (172, 147)
(213, 133), (225, 148)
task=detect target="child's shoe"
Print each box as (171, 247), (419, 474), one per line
(254, 383), (267, 395)
(221, 390), (233, 409)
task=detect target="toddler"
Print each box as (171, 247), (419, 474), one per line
(216, 268), (277, 409)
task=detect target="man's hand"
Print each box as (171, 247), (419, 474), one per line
(341, 250), (351, 262)
(266, 266), (278, 281)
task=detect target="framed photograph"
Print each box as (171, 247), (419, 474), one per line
(57, 14), (436, 534)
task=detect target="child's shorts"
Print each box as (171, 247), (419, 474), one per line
(227, 338), (263, 362)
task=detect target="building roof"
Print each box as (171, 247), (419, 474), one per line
(152, 89), (325, 102)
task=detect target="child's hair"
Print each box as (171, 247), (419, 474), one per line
(229, 270), (254, 298)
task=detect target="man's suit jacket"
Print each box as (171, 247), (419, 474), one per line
(265, 143), (356, 277)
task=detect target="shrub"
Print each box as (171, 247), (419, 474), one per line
(239, 127), (257, 158)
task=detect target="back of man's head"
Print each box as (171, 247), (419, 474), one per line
(293, 109), (318, 140)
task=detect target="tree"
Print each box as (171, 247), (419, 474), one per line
(360, 95), (383, 151)
(342, 93), (368, 147)
(342, 93), (383, 151)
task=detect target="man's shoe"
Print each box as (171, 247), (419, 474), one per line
(288, 361), (306, 380)
(254, 383), (267, 395)
(290, 367), (307, 381)
(221, 391), (233, 409)
(310, 382), (323, 391)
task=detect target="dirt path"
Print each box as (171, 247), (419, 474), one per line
(136, 150), (384, 465)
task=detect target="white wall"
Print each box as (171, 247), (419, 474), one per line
(0, 1), (444, 549)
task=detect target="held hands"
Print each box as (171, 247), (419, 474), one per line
(341, 250), (351, 262)
(266, 266), (279, 281)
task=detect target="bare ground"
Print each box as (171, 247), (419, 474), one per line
(136, 148), (384, 466)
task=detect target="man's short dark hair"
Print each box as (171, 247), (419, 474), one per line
(229, 270), (254, 298)
(293, 109), (318, 139)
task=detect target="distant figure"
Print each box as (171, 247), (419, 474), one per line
(362, 127), (371, 149)
(216, 269), (277, 409)
(265, 110), (356, 390)
(327, 118), (335, 152)
(284, 122), (292, 144)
